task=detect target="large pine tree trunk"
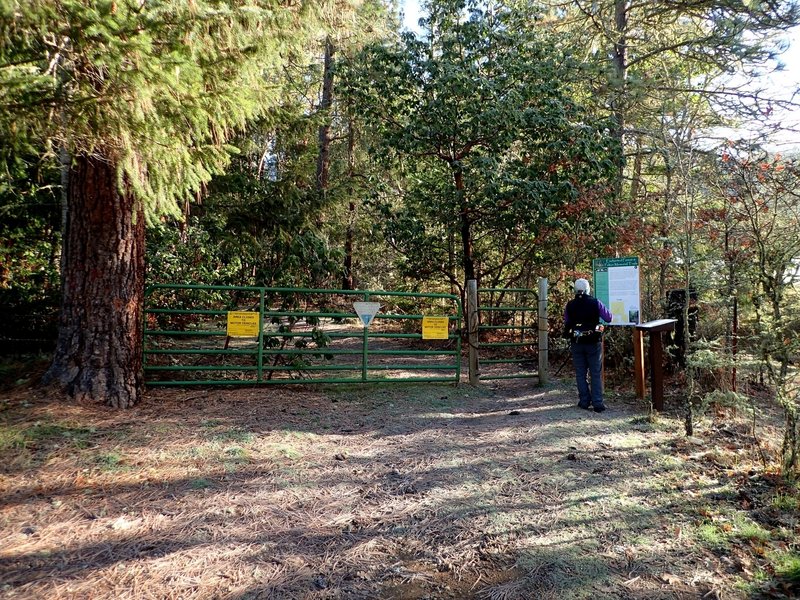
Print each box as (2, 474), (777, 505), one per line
(44, 153), (145, 408)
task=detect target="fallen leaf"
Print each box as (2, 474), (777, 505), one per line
(111, 516), (140, 531)
(661, 573), (682, 585)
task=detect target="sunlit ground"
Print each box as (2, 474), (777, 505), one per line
(1, 378), (798, 599)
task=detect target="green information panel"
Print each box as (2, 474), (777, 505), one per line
(592, 257), (640, 326)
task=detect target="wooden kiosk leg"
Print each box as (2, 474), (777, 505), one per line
(600, 335), (608, 403)
(650, 332), (665, 412)
(635, 319), (677, 412)
(633, 329), (645, 399)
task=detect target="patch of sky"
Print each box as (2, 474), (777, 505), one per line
(710, 26), (800, 152)
(400, 1), (800, 152)
(401, 0), (425, 33)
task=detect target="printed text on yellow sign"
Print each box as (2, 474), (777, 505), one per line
(227, 311), (260, 337)
(422, 316), (449, 340)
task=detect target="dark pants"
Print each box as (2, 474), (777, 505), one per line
(571, 341), (604, 408)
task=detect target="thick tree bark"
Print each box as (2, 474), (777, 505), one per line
(43, 153), (145, 408)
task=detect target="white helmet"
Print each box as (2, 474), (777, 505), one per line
(574, 278), (590, 294)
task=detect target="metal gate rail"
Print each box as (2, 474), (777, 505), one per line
(477, 287), (538, 380)
(144, 284), (462, 386)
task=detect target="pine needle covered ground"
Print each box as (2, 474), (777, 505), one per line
(1, 377), (798, 599)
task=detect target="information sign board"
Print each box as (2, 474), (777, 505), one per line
(592, 257), (641, 326)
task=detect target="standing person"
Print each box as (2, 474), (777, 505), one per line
(563, 278), (613, 412)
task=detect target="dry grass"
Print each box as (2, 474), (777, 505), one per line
(1, 378), (797, 599)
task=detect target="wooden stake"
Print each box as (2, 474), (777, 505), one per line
(538, 277), (548, 385)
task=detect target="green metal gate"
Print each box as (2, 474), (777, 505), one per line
(143, 284), (462, 386)
(477, 287), (538, 380)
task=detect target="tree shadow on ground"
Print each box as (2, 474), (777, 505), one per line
(0, 379), (792, 599)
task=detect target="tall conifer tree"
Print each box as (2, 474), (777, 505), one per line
(0, 0), (319, 407)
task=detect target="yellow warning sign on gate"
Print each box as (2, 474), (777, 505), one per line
(227, 311), (260, 337)
(422, 316), (449, 340)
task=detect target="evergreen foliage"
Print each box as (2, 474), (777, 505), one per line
(342, 0), (620, 294)
(1, 0), (317, 220)
(1, 0), (329, 405)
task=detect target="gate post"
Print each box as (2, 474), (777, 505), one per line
(258, 287), (265, 383)
(538, 277), (548, 385)
(467, 279), (479, 385)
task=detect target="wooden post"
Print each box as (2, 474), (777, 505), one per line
(651, 331), (665, 411)
(467, 279), (479, 385)
(633, 328), (645, 399)
(635, 319), (677, 412)
(601, 335), (605, 389)
(538, 277), (548, 385)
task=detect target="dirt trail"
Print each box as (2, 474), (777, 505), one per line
(0, 378), (782, 599)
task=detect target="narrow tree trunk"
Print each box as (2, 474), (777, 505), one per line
(342, 118), (356, 290)
(43, 153), (145, 408)
(732, 295), (738, 392)
(454, 166), (475, 284)
(629, 135), (642, 203)
(725, 223), (738, 392)
(178, 196), (190, 244)
(316, 36), (335, 196)
(782, 404), (799, 477)
(343, 199), (356, 290)
(658, 161), (672, 309)
(612, 0), (627, 103)
(611, 0), (628, 197)
(448, 228), (456, 297)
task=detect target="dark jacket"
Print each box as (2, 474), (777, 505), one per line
(563, 294), (613, 340)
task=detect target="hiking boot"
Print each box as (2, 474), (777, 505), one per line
(593, 404), (607, 413)
(578, 402), (591, 410)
